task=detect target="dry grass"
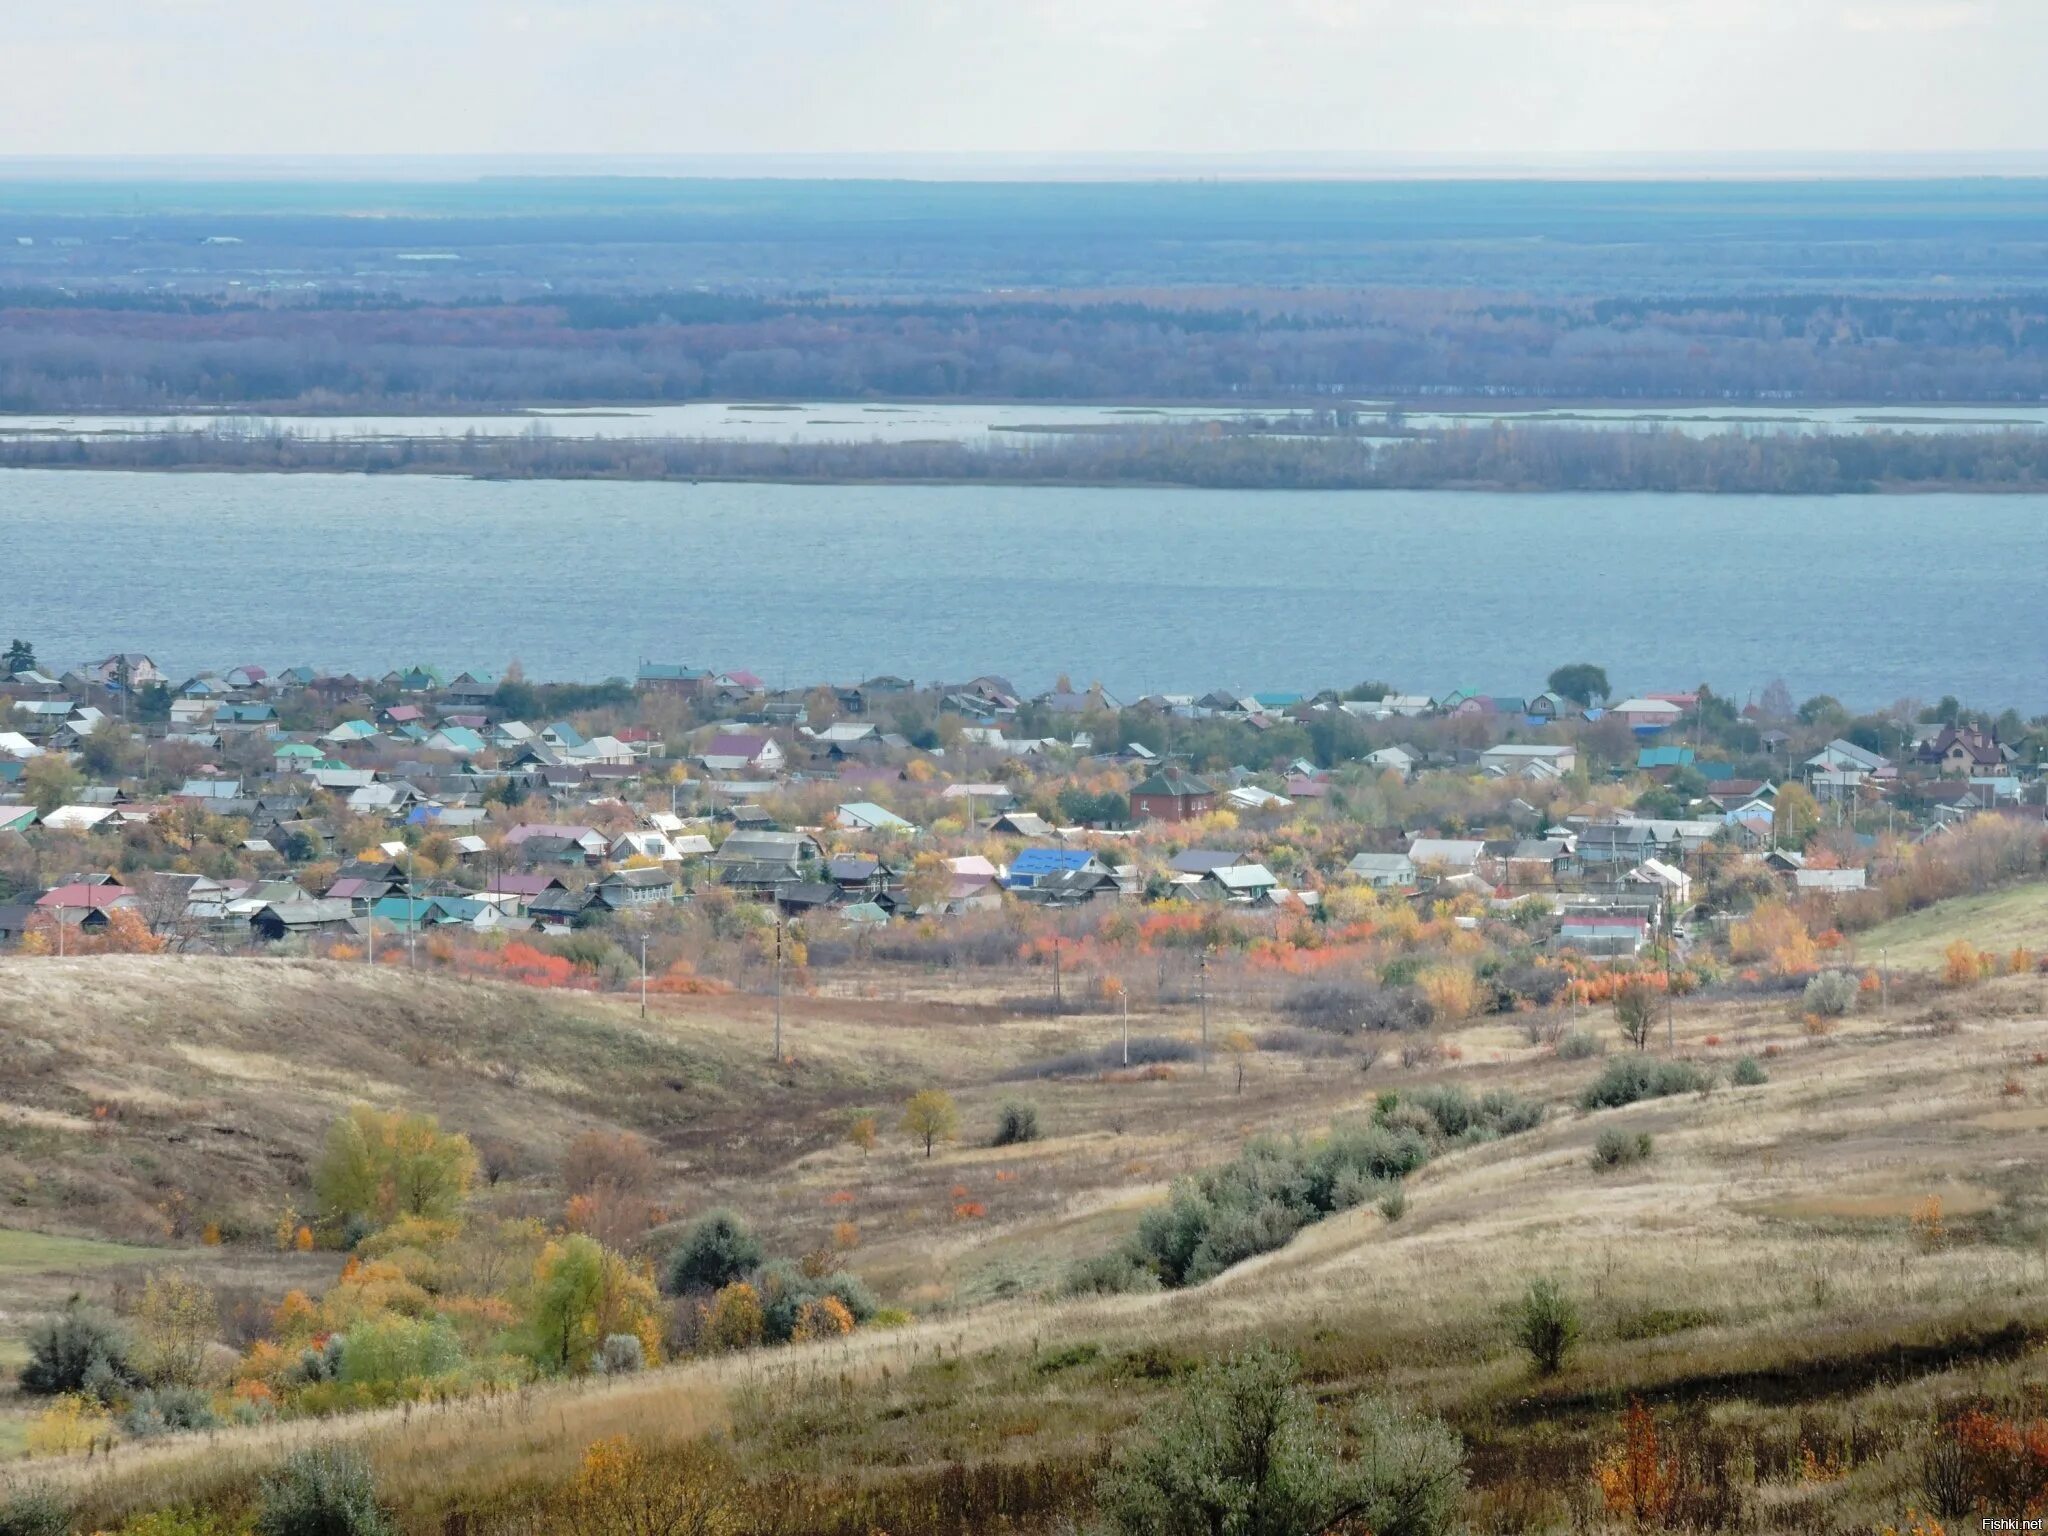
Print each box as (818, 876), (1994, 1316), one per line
(7, 957), (2048, 1529)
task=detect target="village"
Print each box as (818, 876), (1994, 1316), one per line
(0, 643), (2040, 1006)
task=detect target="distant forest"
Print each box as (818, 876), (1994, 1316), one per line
(5, 288), (2048, 410)
(13, 422), (2048, 493)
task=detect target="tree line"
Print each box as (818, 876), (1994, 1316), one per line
(11, 421), (2048, 492)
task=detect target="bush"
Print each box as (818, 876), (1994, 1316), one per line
(661, 1210), (763, 1295)
(1094, 1349), (1467, 1536)
(1401, 1085), (1545, 1142)
(1006, 1036), (1196, 1079)
(1556, 1028), (1605, 1061)
(255, 1446), (393, 1536)
(1348, 1394), (1469, 1536)
(594, 1333), (645, 1375)
(19, 1301), (135, 1398)
(1730, 1055), (1769, 1087)
(1064, 1250), (1161, 1296)
(0, 1492), (68, 1536)
(755, 1261), (877, 1343)
(1512, 1277), (1582, 1376)
(1590, 1129), (1653, 1171)
(336, 1317), (464, 1388)
(1579, 1055), (1708, 1111)
(1378, 1186), (1408, 1223)
(121, 1385), (220, 1438)
(1803, 970), (1858, 1018)
(992, 1099), (1041, 1146)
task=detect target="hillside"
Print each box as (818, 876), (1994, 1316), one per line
(1851, 879), (2048, 970)
(6, 955), (2048, 1528)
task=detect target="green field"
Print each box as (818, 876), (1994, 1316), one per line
(0, 1228), (160, 1277)
(1853, 881), (2048, 969)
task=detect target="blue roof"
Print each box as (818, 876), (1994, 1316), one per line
(1010, 847), (1093, 877)
(1637, 746), (1695, 768)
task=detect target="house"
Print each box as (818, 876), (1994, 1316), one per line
(249, 899), (358, 942)
(593, 867), (677, 910)
(1506, 839), (1574, 884)
(35, 883), (138, 925)
(1128, 767), (1216, 824)
(637, 663), (712, 698)
(943, 855), (1004, 909)
(1610, 698), (1684, 732)
(1345, 852), (1418, 889)
(88, 653), (165, 688)
(1405, 838), (1487, 875)
(835, 801), (918, 834)
(502, 823), (609, 862)
(1168, 849), (1258, 876)
(699, 732), (785, 776)
(1794, 867), (1869, 896)
(475, 871), (568, 914)
(1918, 724), (2015, 777)
(1804, 739), (1892, 787)
(1479, 744), (1578, 778)
(713, 830), (823, 893)
(1578, 822), (1659, 866)
(1013, 865), (1122, 906)
(1004, 847), (1108, 889)
(987, 811), (1056, 839)
(1204, 863), (1278, 903)
(1364, 746), (1416, 778)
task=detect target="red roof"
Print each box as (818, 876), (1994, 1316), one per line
(36, 883), (136, 910)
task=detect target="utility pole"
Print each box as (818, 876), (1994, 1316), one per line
(1052, 926), (1063, 1013)
(1198, 947), (1210, 1075)
(1121, 986), (1130, 1068)
(772, 912), (784, 1062)
(639, 934), (648, 1020)
(1881, 946), (1889, 1014)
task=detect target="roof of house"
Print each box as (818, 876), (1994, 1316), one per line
(1131, 767), (1216, 798)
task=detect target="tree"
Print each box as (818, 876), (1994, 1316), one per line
(1771, 781), (1821, 850)
(561, 1435), (737, 1536)
(526, 1235), (662, 1375)
(21, 755), (82, 817)
(132, 1270), (216, 1388)
(2, 639), (34, 676)
(1613, 977), (1658, 1052)
(901, 1089), (960, 1158)
(662, 1210), (762, 1295)
(1512, 1277), (1582, 1376)
(701, 1282), (764, 1352)
(1223, 1029), (1256, 1094)
(1546, 663), (1609, 706)
(313, 1105), (477, 1234)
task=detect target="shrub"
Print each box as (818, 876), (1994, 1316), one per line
(1348, 1394), (1469, 1536)
(0, 1492), (68, 1536)
(336, 1316), (464, 1388)
(755, 1261), (877, 1343)
(1590, 1129), (1653, 1170)
(1945, 938), (1989, 988)
(255, 1446), (393, 1536)
(1378, 1186), (1408, 1223)
(1094, 1349), (1466, 1536)
(19, 1301), (135, 1398)
(1064, 1250), (1162, 1296)
(701, 1282), (764, 1352)
(992, 1099), (1041, 1146)
(661, 1210), (762, 1295)
(1402, 1085), (1544, 1141)
(594, 1334), (645, 1375)
(1555, 1028), (1605, 1061)
(1803, 970), (1858, 1018)
(1512, 1278), (1581, 1375)
(1731, 1055), (1769, 1087)
(1580, 1055), (1708, 1110)
(24, 1393), (111, 1455)
(121, 1385), (220, 1438)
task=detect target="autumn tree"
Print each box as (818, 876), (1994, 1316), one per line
(1613, 977), (1658, 1051)
(525, 1234), (662, 1375)
(132, 1270), (217, 1388)
(561, 1131), (659, 1249)
(902, 1089), (960, 1159)
(314, 1105), (477, 1234)
(21, 754), (82, 817)
(1771, 782), (1821, 850)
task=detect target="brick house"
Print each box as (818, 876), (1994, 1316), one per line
(1128, 767), (1217, 824)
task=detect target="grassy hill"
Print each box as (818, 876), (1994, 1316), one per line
(5, 957), (2048, 1529)
(1850, 879), (2048, 969)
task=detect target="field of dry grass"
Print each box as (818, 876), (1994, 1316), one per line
(7, 954), (2048, 1529)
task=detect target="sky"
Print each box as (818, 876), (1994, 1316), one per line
(5, 0), (2045, 164)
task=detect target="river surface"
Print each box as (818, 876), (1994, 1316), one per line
(3, 399), (2046, 446)
(1, 470), (2042, 711)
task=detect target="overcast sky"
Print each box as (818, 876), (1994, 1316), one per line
(7, 0), (2044, 163)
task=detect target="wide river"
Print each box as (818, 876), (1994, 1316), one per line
(2, 470), (2043, 711)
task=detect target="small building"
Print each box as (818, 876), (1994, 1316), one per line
(1128, 767), (1216, 824)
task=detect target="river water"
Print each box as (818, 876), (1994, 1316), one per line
(1, 470), (2041, 711)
